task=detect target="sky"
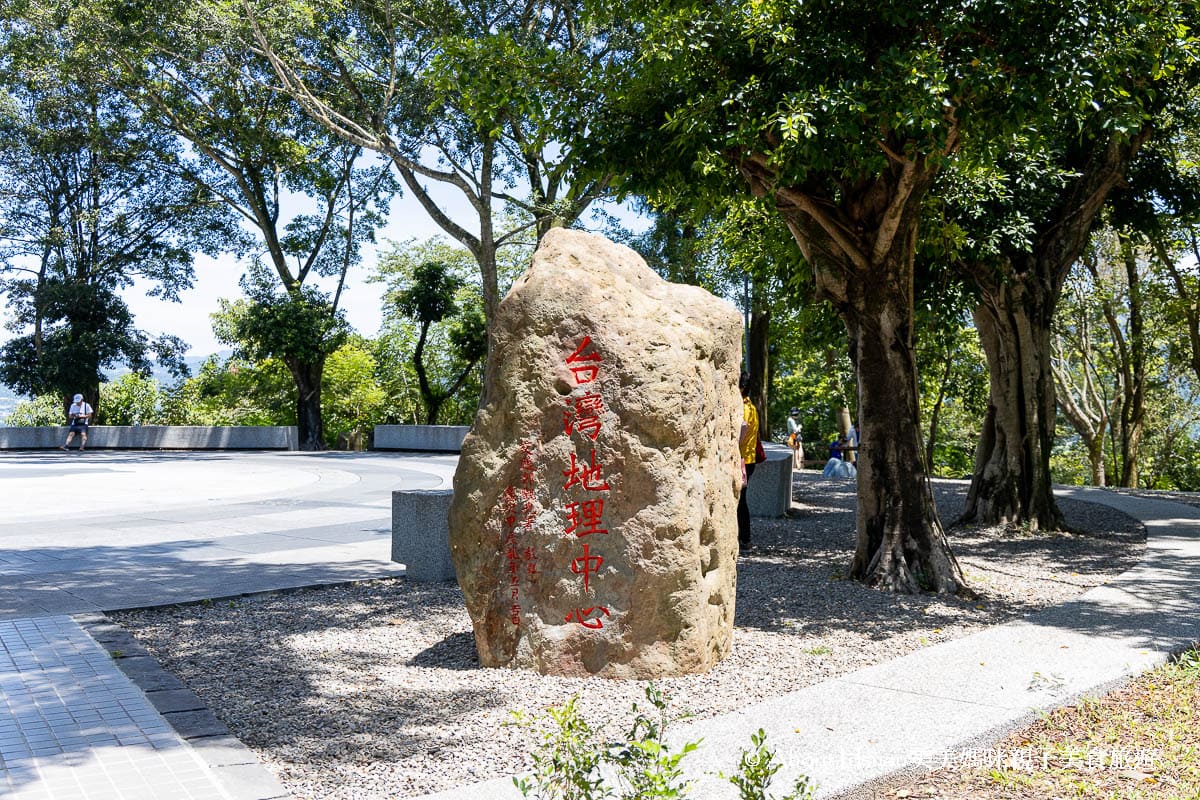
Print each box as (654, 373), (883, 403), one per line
(0, 183), (644, 363)
(118, 187), (475, 359)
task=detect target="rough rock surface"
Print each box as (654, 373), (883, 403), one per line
(448, 228), (743, 678)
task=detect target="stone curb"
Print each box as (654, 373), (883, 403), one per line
(73, 612), (292, 800)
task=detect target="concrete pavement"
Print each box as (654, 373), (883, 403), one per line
(3, 453), (1198, 800)
(0, 450), (456, 800)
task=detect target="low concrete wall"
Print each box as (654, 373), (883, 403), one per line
(0, 426), (299, 450)
(374, 425), (470, 452)
(748, 443), (794, 517)
(391, 489), (456, 582)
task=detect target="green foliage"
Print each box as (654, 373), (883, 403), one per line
(5, 393), (63, 426)
(770, 346), (855, 448)
(177, 355), (294, 427)
(217, 274), (350, 368)
(723, 729), (815, 800)
(396, 261), (464, 325)
(373, 239), (487, 424)
(1050, 424), (1092, 488)
(321, 339), (388, 446)
(607, 684), (697, 799)
(100, 373), (162, 425)
(917, 325), (988, 478)
(512, 685), (813, 800)
(511, 697), (609, 800)
(0, 6), (232, 403)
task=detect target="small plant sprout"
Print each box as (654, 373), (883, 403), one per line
(607, 684), (699, 799)
(722, 729), (816, 800)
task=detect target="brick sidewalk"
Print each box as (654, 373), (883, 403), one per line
(0, 616), (232, 800)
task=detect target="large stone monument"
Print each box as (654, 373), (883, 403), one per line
(448, 229), (743, 678)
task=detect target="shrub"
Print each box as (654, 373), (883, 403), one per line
(5, 393), (63, 426)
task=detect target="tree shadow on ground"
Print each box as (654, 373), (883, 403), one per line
(734, 478), (1147, 641)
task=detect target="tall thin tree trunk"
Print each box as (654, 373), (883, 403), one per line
(926, 346), (953, 472)
(1113, 236), (1146, 487)
(748, 299), (771, 439)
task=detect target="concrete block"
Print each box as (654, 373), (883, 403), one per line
(0, 425), (299, 450)
(161, 709), (230, 739)
(747, 443), (792, 517)
(374, 425), (469, 452)
(145, 689), (208, 715)
(392, 489), (457, 582)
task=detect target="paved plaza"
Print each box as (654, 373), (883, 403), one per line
(1, 450), (1199, 799)
(0, 450), (456, 800)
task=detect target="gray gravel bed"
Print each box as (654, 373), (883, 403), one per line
(111, 473), (1147, 800)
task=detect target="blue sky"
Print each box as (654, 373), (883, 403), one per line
(0, 183), (646, 362)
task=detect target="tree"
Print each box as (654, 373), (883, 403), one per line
(375, 239), (488, 424)
(213, 275), (350, 441)
(600, 0), (1196, 591)
(0, 3), (229, 411)
(101, 372), (162, 425)
(321, 338), (387, 446)
(75, 0), (395, 449)
(601, 3), (1026, 593)
(172, 352), (293, 426)
(4, 393), (61, 426)
(939, 8), (1196, 528)
(228, 0), (616, 357)
(1054, 262), (1120, 487)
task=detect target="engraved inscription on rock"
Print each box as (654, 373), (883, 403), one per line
(448, 229), (743, 678)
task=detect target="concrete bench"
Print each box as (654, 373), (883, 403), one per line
(374, 425), (469, 452)
(0, 425), (299, 450)
(748, 442), (794, 517)
(391, 488), (457, 582)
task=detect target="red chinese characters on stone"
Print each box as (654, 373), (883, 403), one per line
(563, 499), (607, 537)
(569, 543), (604, 593)
(562, 449), (610, 492)
(559, 336), (614, 630)
(564, 606), (611, 629)
(563, 392), (604, 441)
(566, 335), (603, 385)
(500, 439), (540, 627)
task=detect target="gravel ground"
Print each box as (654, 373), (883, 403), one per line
(111, 474), (1148, 800)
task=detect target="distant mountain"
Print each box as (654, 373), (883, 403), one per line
(0, 386), (21, 422)
(113, 351), (233, 387)
(0, 351), (233, 423)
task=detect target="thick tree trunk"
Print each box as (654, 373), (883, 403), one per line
(288, 358), (326, 451)
(843, 253), (967, 594)
(963, 273), (1064, 530)
(739, 142), (966, 594)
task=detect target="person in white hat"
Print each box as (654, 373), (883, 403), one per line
(62, 393), (93, 451)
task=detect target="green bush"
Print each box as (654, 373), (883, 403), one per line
(511, 685), (815, 800)
(322, 340), (387, 447)
(5, 393), (63, 426)
(101, 373), (162, 425)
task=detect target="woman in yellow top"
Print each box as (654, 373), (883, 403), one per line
(737, 373), (759, 551)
